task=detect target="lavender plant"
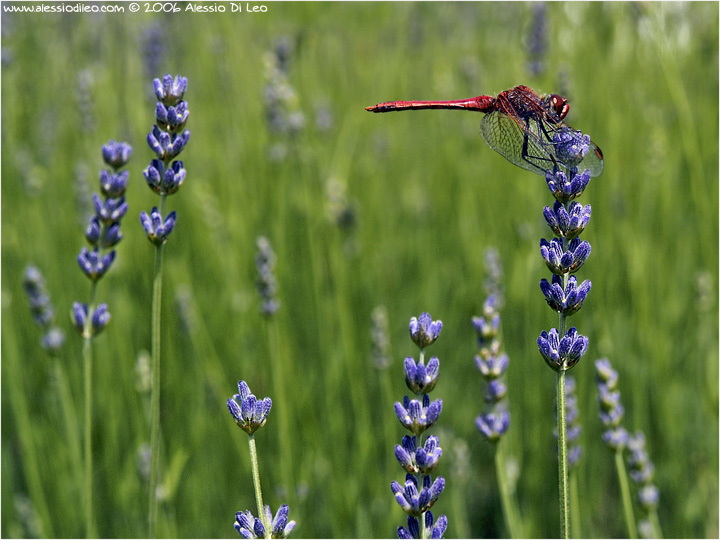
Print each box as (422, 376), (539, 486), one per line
(140, 74), (189, 537)
(228, 381), (296, 539)
(73, 139), (131, 537)
(526, 2), (547, 77)
(595, 358), (633, 533)
(22, 265), (65, 355)
(596, 358), (663, 539)
(627, 432), (663, 539)
(263, 37), (305, 162)
(393, 313), (447, 539)
(254, 236), (293, 500)
(536, 129), (593, 539)
(473, 293), (523, 538)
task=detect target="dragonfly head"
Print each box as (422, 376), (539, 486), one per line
(548, 94), (570, 121)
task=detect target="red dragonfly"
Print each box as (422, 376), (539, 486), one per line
(366, 85), (604, 177)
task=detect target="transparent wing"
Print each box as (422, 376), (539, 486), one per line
(479, 111), (556, 176)
(480, 111), (604, 177)
(576, 141), (604, 177)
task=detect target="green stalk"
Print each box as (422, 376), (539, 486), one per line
(494, 442), (523, 538)
(649, 508), (663, 539)
(148, 195), (166, 538)
(82, 335), (95, 538)
(83, 281), (97, 538)
(556, 271), (570, 540)
(615, 449), (638, 539)
(556, 368), (569, 539)
(248, 434), (266, 530)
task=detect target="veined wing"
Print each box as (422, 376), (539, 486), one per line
(479, 110), (555, 176)
(480, 111), (604, 177)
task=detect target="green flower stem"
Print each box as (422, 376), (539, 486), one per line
(615, 448), (638, 539)
(83, 281), (98, 538)
(494, 442), (523, 538)
(248, 434), (266, 530)
(557, 288), (570, 540)
(148, 195), (167, 538)
(556, 367), (569, 539)
(649, 508), (663, 539)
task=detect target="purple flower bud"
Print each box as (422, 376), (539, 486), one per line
(484, 379), (507, 403)
(540, 238), (591, 275)
(143, 160), (164, 194)
(595, 358), (619, 388)
(475, 352), (509, 380)
(471, 312), (500, 343)
(637, 485), (659, 510)
(101, 140), (132, 169)
(429, 513), (447, 539)
(41, 327), (65, 354)
(476, 410), (510, 442)
(409, 313), (443, 349)
(153, 74), (188, 106)
(162, 160), (185, 194)
(91, 303), (111, 334)
(85, 216), (102, 246)
(544, 201), (591, 239)
(156, 101), (189, 133)
(72, 302), (110, 336)
(545, 167), (591, 203)
(540, 275), (591, 315)
(72, 302), (89, 334)
(93, 194), (128, 224)
(140, 207), (177, 245)
(99, 169), (129, 198)
(602, 427), (629, 451)
(553, 128), (590, 168)
(227, 380), (272, 435)
(404, 356), (440, 394)
(77, 247), (116, 281)
(395, 394), (442, 436)
(537, 327), (588, 371)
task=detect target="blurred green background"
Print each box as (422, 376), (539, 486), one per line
(1, 2), (718, 538)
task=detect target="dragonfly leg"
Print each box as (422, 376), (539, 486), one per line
(521, 118), (558, 174)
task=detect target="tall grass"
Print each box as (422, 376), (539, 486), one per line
(2, 3), (718, 538)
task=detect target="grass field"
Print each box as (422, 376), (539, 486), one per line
(1, 2), (718, 538)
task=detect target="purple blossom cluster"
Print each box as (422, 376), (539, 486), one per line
(595, 358), (629, 451)
(473, 295), (510, 442)
(255, 236), (280, 316)
(394, 313), (447, 539)
(73, 140), (132, 337)
(22, 265), (65, 354)
(140, 74), (189, 245)
(596, 359), (662, 537)
(536, 129), (594, 372)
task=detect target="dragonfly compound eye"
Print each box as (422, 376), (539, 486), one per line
(549, 94), (570, 120)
